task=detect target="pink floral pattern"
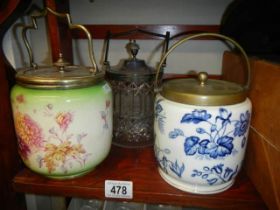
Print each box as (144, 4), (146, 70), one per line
(16, 94), (25, 104)
(13, 94), (91, 174)
(55, 112), (73, 132)
(101, 100), (111, 129)
(14, 112), (44, 160)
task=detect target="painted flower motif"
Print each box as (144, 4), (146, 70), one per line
(16, 94), (25, 104)
(14, 112), (44, 159)
(42, 140), (86, 173)
(47, 104), (53, 110)
(171, 108), (250, 159)
(101, 100), (111, 129)
(155, 99), (166, 133)
(155, 146), (185, 178)
(234, 111), (250, 137)
(215, 108), (232, 127)
(241, 137), (247, 148)
(184, 136), (200, 155)
(106, 100), (111, 109)
(169, 128), (184, 139)
(181, 109), (211, 124)
(55, 112), (73, 132)
(192, 164), (239, 185)
(170, 160), (185, 178)
(18, 139), (31, 160)
(204, 136), (234, 158)
(155, 99), (163, 115)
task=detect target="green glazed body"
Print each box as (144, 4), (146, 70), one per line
(10, 81), (112, 179)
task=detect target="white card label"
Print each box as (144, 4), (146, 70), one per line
(105, 180), (133, 199)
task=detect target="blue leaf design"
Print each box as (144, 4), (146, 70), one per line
(228, 165), (239, 180)
(216, 108), (232, 126)
(192, 164), (238, 186)
(207, 178), (218, 185)
(155, 99), (166, 134)
(158, 118), (165, 134)
(181, 113), (193, 123)
(224, 167), (233, 179)
(198, 139), (210, 154)
(241, 137), (246, 148)
(155, 99), (163, 114)
(219, 108), (227, 115)
(181, 110), (211, 124)
(184, 136), (200, 155)
(202, 174), (209, 179)
(155, 146), (186, 178)
(177, 107), (250, 159)
(204, 136), (233, 158)
(199, 139), (210, 147)
(217, 136), (234, 151)
(212, 164), (223, 174)
(170, 160), (185, 177)
(234, 111), (250, 137)
(210, 124), (217, 132)
(196, 127), (206, 134)
(191, 169), (202, 177)
(168, 128), (184, 139)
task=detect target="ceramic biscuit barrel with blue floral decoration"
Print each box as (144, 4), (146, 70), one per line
(154, 33), (252, 194)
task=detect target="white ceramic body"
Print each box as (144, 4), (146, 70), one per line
(154, 94), (252, 194)
(10, 81), (112, 179)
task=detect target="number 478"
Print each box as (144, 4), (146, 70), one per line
(110, 185), (127, 195)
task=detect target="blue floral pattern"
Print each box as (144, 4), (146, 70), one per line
(234, 111), (250, 137)
(155, 99), (166, 134)
(155, 146), (185, 178)
(181, 109), (211, 124)
(191, 164), (239, 185)
(169, 108), (250, 159)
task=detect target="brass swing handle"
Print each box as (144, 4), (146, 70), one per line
(155, 33), (251, 91)
(22, 7), (99, 73)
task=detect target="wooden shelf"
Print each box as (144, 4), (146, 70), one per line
(13, 145), (266, 209)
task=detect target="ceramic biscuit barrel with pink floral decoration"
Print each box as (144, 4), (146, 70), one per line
(154, 33), (252, 194)
(10, 62), (113, 179)
(11, 8), (113, 179)
(11, 76), (112, 179)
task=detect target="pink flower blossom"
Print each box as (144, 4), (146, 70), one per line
(55, 112), (73, 132)
(14, 112), (44, 159)
(16, 94), (25, 103)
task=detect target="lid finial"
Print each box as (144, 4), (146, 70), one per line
(127, 40), (140, 60)
(53, 53), (70, 71)
(197, 72), (208, 86)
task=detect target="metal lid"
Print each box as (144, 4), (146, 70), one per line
(106, 40), (155, 80)
(17, 8), (102, 89)
(161, 72), (247, 106)
(155, 33), (251, 106)
(16, 54), (104, 89)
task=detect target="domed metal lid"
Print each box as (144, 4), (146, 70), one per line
(16, 54), (104, 89)
(161, 72), (247, 106)
(155, 33), (251, 106)
(106, 40), (155, 80)
(16, 7), (103, 90)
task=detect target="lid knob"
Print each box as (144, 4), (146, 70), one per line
(53, 53), (70, 72)
(197, 72), (208, 86)
(127, 40), (140, 60)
